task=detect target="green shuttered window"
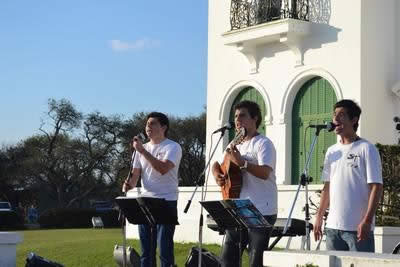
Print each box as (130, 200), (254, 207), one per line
(291, 77), (337, 184)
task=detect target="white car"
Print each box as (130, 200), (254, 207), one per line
(0, 202), (12, 211)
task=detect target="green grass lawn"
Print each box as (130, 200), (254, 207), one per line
(16, 228), (249, 266)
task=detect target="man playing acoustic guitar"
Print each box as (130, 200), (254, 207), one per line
(212, 100), (278, 267)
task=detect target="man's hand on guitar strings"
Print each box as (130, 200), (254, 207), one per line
(215, 173), (226, 186)
(229, 145), (245, 167)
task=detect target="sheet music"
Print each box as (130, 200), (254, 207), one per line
(223, 198), (270, 228)
(200, 198), (270, 231)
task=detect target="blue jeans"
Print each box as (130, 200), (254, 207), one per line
(221, 214), (277, 267)
(138, 200), (177, 267)
(325, 227), (375, 252)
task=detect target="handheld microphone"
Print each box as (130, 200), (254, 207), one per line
(212, 123), (232, 134)
(125, 132), (146, 192)
(309, 122), (337, 132)
(134, 132), (146, 142)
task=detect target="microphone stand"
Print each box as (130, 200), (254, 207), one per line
(120, 148), (138, 267)
(283, 126), (324, 250)
(184, 129), (227, 267)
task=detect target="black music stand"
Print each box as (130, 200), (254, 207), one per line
(115, 196), (179, 267)
(200, 199), (271, 267)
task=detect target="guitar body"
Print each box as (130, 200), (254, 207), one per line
(220, 153), (242, 199)
(219, 127), (246, 200)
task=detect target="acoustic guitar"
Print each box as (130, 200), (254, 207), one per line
(220, 127), (246, 199)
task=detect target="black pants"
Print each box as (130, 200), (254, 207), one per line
(221, 214), (277, 267)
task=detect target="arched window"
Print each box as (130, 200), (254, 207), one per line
(291, 77), (337, 184)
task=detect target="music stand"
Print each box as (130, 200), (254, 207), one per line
(115, 196), (179, 267)
(200, 199), (271, 267)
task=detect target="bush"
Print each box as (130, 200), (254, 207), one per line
(376, 144), (400, 226)
(0, 210), (24, 230)
(97, 209), (120, 227)
(38, 208), (120, 228)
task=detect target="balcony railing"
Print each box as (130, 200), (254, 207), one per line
(230, 0), (310, 30)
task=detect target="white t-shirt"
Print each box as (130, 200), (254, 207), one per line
(233, 134), (278, 216)
(133, 138), (182, 201)
(322, 138), (383, 231)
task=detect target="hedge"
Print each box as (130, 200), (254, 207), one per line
(0, 210), (24, 230)
(38, 208), (120, 228)
(376, 144), (400, 226)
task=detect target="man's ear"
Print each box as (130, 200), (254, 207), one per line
(161, 125), (168, 135)
(351, 116), (359, 126)
(254, 115), (259, 127)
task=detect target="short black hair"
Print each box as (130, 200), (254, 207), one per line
(234, 100), (262, 128)
(334, 99), (362, 131)
(147, 112), (169, 136)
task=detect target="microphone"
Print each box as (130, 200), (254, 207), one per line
(134, 132), (146, 142)
(125, 132), (146, 189)
(309, 122), (337, 132)
(212, 123), (232, 134)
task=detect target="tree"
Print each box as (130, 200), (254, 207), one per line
(0, 145), (21, 202)
(169, 112), (206, 186)
(2, 100), (207, 211)
(20, 99), (126, 208)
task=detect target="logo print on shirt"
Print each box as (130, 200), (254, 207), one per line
(157, 152), (165, 159)
(346, 153), (360, 168)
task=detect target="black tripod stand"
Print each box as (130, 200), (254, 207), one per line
(284, 125), (331, 250)
(184, 128), (229, 267)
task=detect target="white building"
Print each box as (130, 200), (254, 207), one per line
(128, 0), (400, 253)
(207, 0), (400, 187)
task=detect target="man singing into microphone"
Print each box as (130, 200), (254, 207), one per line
(122, 112), (182, 267)
(314, 99), (383, 252)
(212, 100), (277, 267)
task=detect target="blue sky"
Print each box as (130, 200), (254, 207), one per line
(0, 0), (208, 145)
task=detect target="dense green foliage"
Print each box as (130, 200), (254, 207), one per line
(376, 144), (400, 226)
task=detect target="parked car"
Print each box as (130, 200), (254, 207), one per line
(91, 201), (114, 212)
(0, 201), (12, 211)
(0, 202), (21, 229)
